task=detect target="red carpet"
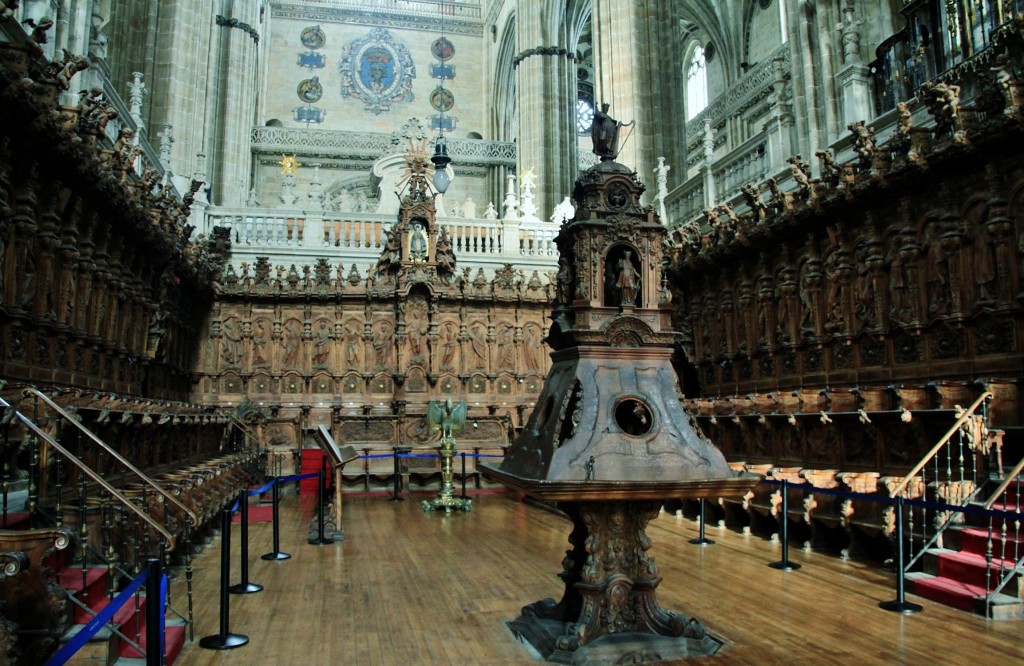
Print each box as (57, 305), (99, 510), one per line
(232, 505), (274, 523)
(1, 512), (30, 530)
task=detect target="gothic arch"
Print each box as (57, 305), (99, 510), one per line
(492, 13), (517, 142)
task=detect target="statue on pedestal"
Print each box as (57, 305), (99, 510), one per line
(591, 102), (634, 161)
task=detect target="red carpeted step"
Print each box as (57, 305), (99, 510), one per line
(935, 549), (1014, 589)
(957, 526), (1024, 556)
(71, 596), (140, 630)
(0, 511), (30, 530)
(232, 504), (274, 523)
(118, 621), (186, 663)
(910, 574), (985, 611)
(60, 566), (109, 618)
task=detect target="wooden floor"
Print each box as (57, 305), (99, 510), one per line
(175, 491), (1024, 665)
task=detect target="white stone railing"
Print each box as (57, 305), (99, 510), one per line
(203, 206), (561, 271)
(664, 175), (705, 229)
(711, 135), (770, 202)
(251, 127), (516, 167)
(685, 46), (789, 154)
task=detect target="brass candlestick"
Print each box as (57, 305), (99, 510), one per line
(422, 398), (472, 513)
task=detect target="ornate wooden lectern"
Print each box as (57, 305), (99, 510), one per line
(482, 124), (758, 664)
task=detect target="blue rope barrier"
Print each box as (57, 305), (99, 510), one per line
(45, 567), (149, 666)
(157, 572), (168, 665)
(247, 480), (275, 496)
(277, 472), (319, 483)
(397, 453), (439, 459)
(758, 477), (1024, 521)
(358, 454), (394, 460)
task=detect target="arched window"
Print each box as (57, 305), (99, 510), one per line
(686, 45), (708, 120)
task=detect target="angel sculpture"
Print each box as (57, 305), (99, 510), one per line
(426, 397), (467, 441)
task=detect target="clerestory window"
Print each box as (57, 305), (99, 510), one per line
(686, 45), (708, 120)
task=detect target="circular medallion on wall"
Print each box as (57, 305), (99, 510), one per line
(297, 76), (323, 103)
(301, 25), (326, 50)
(431, 37), (455, 61)
(430, 86), (455, 112)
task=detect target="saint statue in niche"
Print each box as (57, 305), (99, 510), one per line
(611, 249), (641, 307)
(409, 220), (429, 261)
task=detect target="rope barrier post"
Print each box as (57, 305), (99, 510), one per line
(308, 457), (334, 545)
(145, 557), (164, 666)
(229, 489), (263, 594)
(261, 476), (291, 561)
(199, 508), (249, 650)
(880, 495), (923, 614)
(689, 498), (715, 546)
(769, 479), (801, 571)
(460, 452), (468, 499)
(390, 447), (405, 502)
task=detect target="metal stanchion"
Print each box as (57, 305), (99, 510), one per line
(880, 495), (923, 613)
(145, 557), (165, 666)
(229, 490), (263, 594)
(261, 477), (291, 561)
(460, 452), (468, 499)
(308, 458), (334, 545)
(199, 509), (249, 650)
(769, 479), (801, 571)
(390, 447), (404, 501)
(689, 498), (715, 546)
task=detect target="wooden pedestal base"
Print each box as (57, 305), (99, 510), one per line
(508, 500), (724, 664)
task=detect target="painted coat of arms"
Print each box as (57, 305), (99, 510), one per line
(339, 28), (415, 115)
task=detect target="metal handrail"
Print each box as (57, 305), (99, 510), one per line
(0, 396), (177, 551)
(227, 416), (266, 451)
(21, 388), (199, 527)
(984, 455), (1024, 510)
(888, 392), (993, 497)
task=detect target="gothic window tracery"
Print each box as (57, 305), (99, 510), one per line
(686, 44), (709, 120)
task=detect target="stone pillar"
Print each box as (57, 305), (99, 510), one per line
(763, 56), (796, 171)
(514, 0), (577, 218)
(209, 0), (260, 206)
(836, 5), (872, 126)
(701, 120), (715, 209)
(592, 1), (684, 204)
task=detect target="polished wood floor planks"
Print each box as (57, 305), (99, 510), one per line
(175, 492), (1024, 665)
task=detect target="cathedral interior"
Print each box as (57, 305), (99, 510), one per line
(1, 0), (1024, 664)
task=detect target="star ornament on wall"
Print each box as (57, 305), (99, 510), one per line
(279, 155), (299, 175)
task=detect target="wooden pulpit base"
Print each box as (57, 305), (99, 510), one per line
(508, 500), (724, 665)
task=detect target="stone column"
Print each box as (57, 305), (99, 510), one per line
(514, 0), (577, 218)
(208, 0), (261, 206)
(592, 1), (684, 203)
(835, 5), (872, 126)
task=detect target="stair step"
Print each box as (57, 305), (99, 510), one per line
(956, 526), (1024, 556)
(61, 566), (110, 614)
(73, 593), (140, 627)
(117, 621), (186, 663)
(929, 548), (1016, 590)
(906, 572), (985, 611)
(0, 511), (30, 529)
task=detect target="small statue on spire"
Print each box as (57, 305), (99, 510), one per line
(591, 102), (634, 161)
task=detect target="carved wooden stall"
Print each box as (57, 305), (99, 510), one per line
(193, 142), (546, 465)
(669, 24), (1024, 561)
(0, 30), (255, 663)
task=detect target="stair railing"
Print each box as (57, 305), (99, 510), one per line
(0, 394), (178, 552)
(21, 388), (199, 533)
(982, 454), (1024, 606)
(888, 392), (993, 572)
